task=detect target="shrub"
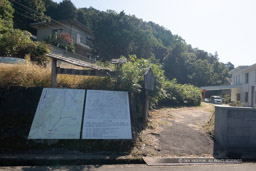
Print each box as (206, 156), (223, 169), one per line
(114, 55), (201, 107)
(159, 80), (202, 106)
(223, 94), (231, 104)
(45, 32), (75, 53)
(28, 42), (50, 65)
(113, 55), (166, 107)
(0, 55), (202, 107)
(0, 29), (32, 57)
(181, 84), (202, 106)
(0, 29), (50, 65)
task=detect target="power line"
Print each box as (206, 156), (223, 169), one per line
(14, 10), (57, 31)
(13, 3), (93, 48)
(13, 1), (95, 51)
(10, 2), (96, 78)
(12, 3), (63, 31)
(13, 5), (59, 31)
(12, 0), (85, 35)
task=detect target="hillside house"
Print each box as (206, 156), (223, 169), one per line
(31, 19), (94, 60)
(230, 64), (256, 107)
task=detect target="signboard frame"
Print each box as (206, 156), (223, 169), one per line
(28, 88), (85, 139)
(82, 90), (132, 139)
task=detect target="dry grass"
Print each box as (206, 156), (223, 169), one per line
(202, 113), (215, 138)
(0, 63), (113, 89)
(0, 63), (51, 87)
(200, 103), (215, 138)
(201, 109), (215, 138)
(130, 108), (173, 157)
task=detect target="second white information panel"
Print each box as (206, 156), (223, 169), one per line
(82, 90), (132, 139)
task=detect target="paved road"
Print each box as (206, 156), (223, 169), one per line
(158, 104), (214, 156)
(1, 163), (256, 171)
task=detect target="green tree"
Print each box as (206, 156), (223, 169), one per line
(40, 6), (233, 87)
(0, 0), (14, 33)
(0, 29), (31, 57)
(0, 29), (50, 65)
(225, 62), (234, 71)
(163, 42), (190, 83)
(188, 59), (212, 86)
(77, 9), (89, 26)
(43, 0), (58, 19)
(54, 0), (76, 20)
(210, 61), (229, 85)
(11, 0), (50, 33)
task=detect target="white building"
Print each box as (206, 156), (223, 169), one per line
(200, 63), (256, 107)
(230, 64), (256, 107)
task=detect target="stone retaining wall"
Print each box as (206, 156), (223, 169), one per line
(214, 105), (256, 150)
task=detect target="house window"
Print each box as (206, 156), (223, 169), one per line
(245, 92), (248, 102)
(238, 75), (240, 84)
(245, 73), (249, 83)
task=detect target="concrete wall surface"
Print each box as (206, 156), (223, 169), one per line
(214, 105), (256, 150)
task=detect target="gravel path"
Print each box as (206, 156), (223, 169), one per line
(132, 103), (214, 157)
(159, 106), (214, 156)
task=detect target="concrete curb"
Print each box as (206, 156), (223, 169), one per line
(2, 154), (256, 166)
(0, 154), (144, 166)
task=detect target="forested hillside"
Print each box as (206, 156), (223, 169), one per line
(7, 0), (234, 87)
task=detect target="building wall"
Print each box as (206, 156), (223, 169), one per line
(231, 71), (242, 86)
(37, 23), (71, 41)
(69, 25), (92, 47)
(231, 66), (256, 107)
(241, 69), (256, 107)
(36, 23), (93, 55)
(215, 106), (256, 151)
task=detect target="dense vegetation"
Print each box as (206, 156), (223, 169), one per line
(6, 0), (234, 87)
(74, 8), (234, 87)
(1, 0), (235, 107)
(0, 56), (202, 107)
(113, 55), (202, 107)
(0, 0), (50, 65)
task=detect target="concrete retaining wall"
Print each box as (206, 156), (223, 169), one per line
(214, 105), (256, 150)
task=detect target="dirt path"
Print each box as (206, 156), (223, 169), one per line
(131, 103), (214, 157)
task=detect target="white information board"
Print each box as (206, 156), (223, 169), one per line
(82, 90), (132, 139)
(28, 88), (85, 139)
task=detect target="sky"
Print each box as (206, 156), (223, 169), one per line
(53, 0), (256, 67)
